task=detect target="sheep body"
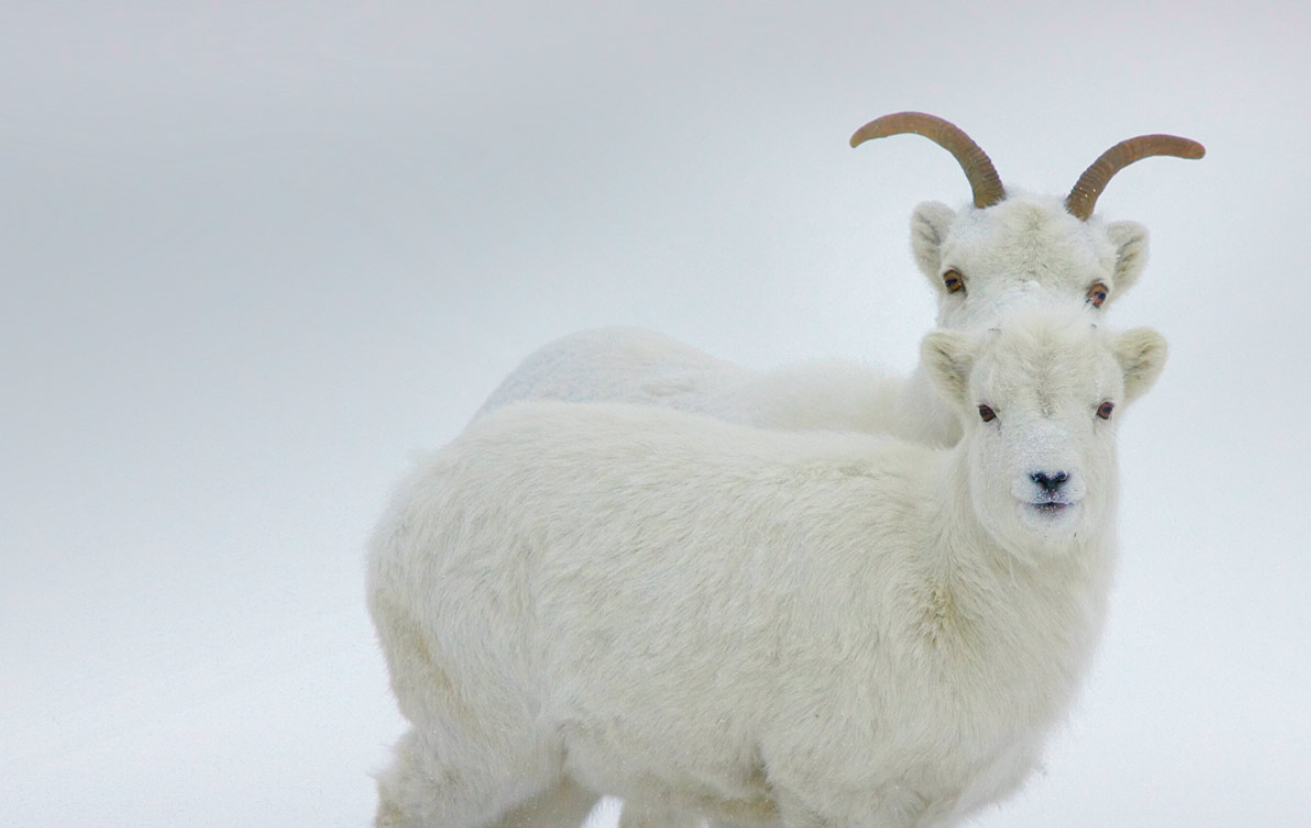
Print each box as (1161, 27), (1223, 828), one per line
(475, 326), (903, 437)
(477, 192), (1152, 447)
(369, 308), (1167, 828)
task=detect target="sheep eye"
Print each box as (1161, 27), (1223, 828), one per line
(1086, 282), (1110, 308)
(943, 269), (965, 294)
(978, 404), (996, 422)
(1096, 401), (1115, 420)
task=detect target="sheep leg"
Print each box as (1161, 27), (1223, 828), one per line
(375, 726), (569, 828)
(617, 798), (705, 828)
(772, 784), (937, 828)
(485, 778), (601, 828)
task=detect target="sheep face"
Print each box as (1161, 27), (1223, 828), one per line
(923, 307), (1167, 561)
(910, 193), (1147, 331)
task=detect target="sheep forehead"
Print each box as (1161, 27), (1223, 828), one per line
(970, 310), (1121, 411)
(946, 193), (1118, 291)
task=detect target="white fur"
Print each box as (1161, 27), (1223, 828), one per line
(368, 306), (1167, 828)
(476, 327), (903, 436)
(476, 191), (1151, 448)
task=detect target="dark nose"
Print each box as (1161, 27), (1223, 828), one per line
(1031, 471), (1069, 493)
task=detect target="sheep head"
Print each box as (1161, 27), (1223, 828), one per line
(851, 112), (1203, 330)
(922, 305), (1167, 560)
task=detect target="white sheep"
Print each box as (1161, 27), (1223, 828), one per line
(476, 112), (1199, 447)
(368, 304), (1168, 828)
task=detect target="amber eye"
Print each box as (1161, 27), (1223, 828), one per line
(978, 404), (996, 422)
(943, 269), (965, 294)
(1096, 401), (1115, 420)
(1086, 282), (1110, 308)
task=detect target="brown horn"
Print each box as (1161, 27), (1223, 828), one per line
(1066, 135), (1205, 220)
(850, 112), (1005, 209)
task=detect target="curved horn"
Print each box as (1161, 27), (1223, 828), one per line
(1066, 135), (1205, 220)
(849, 112), (1005, 209)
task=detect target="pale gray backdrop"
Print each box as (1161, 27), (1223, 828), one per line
(3, 2), (1308, 826)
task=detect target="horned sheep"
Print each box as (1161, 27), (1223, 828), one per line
(367, 304), (1168, 828)
(476, 113), (1200, 447)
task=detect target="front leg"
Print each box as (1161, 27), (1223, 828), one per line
(617, 798), (704, 828)
(772, 782), (949, 828)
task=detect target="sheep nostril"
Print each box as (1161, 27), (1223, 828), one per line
(1031, 471), (1069, 493)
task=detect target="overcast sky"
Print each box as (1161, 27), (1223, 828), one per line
(2, 2), (1309, 826)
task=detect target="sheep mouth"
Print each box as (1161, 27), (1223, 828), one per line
(1020, 499), (1080, 522)
(1029, 502), (1069, 515)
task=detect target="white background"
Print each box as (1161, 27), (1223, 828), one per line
(3, 2), (1308, 826)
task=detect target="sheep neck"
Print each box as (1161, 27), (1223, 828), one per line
(910, 447), (1117, 713)
(894, 364), (963, 448)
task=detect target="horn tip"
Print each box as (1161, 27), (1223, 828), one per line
(1155, 134), (1207, 159)
(848, 119), (885, 148)
(1165, 136), (1206, 159)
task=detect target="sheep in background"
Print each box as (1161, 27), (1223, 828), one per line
(368, 304), (1167, 828)
(477, 112), (1200, 447)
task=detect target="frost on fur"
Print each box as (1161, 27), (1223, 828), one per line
(368, 305), (1167, 828)
(477, 113), (1199, 448)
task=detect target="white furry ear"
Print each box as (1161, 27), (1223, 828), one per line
(1113, 327), (1168, 404)
(910, 201), (957, 290)
(1105, 221), (1149, 300)
(921, 329), (977, 406)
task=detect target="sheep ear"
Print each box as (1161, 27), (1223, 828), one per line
(1113, 327), (1168, 404)
(910, 201), (957, 291)
(1105, 221), (1149, 300)
(921, 329), (976, 405)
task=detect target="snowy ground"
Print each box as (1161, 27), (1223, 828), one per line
(3, 2), (1309, 826)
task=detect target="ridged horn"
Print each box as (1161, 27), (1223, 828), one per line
(1066, 135), (1205, 220)
(849, 112), (1005, 209)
